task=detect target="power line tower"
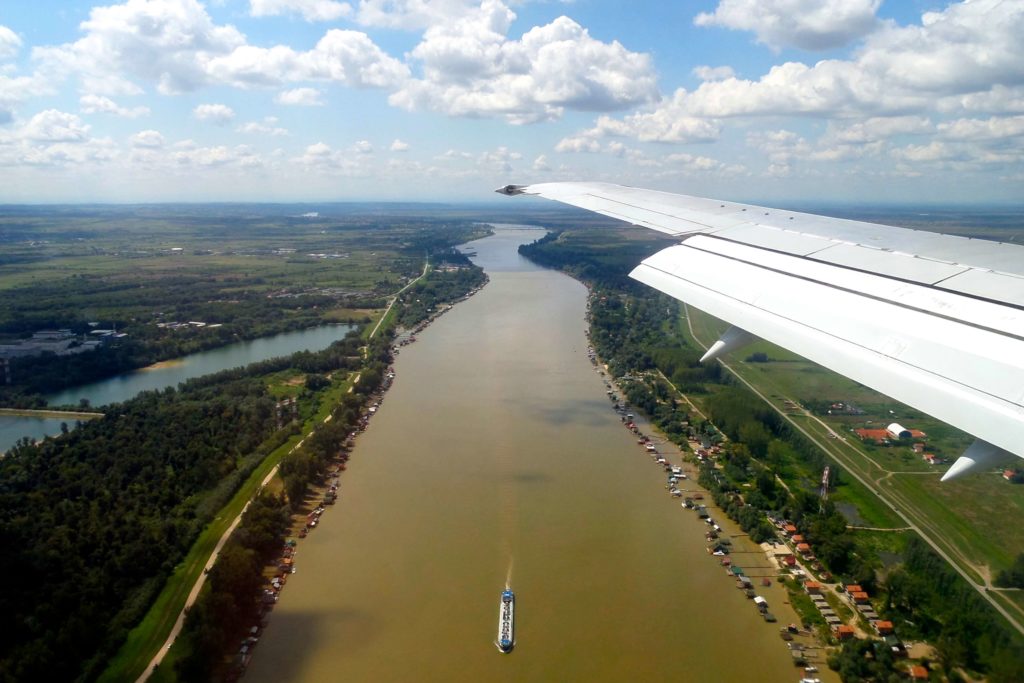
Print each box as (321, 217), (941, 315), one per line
(819, 465), (830, 512)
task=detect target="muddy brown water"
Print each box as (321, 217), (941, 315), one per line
(244, 228), (831, 682)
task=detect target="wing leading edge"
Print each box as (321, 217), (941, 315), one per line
(498, 182), (1024, 479)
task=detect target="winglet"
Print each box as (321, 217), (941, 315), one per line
(496, 184), (528, 196)
(700, 326), (756, 363)
(941, 440), (1012, 481)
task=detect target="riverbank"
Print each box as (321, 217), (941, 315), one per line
(0, 407), (103, 419)
(243, 228), (815, 683)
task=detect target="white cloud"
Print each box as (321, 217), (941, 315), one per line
(80, 94), (150, 118)
(355, 0), (479, 30)
(34, 0), (246, 95)
(582, 0), (1024, 146)
(22, 110), (91, 142)
(389, 1), (657, 123)
(237, 117), (289, 135)
(532, 154), (550, 171)
(0, 74), (52, 124)
(34, 0), (404, 96)
(193, 103), (236, 124)
(206, 29), (408, 89)
(131, 129), (165, 147)
(171, 143), (261, 167)
(0, 25), (22, 60)
(389, 138), (409, 151)
(250, 0), (353, 22)
(694, 0), (881, 51)
(293, 140), (371, 174)
(554, 135), (600, 153)
(573, 91), (722, 143)
(275, 87), (325, 105)
(353, 139), (373, 154)
(692, 65), (735, 81)
(937, 115), (1024, 141)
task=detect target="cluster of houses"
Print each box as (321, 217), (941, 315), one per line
(0, 327), (126, 360)
(155, 320), (223, 330)
(775, 521), (911, 661)
(853, 423), (949, 467)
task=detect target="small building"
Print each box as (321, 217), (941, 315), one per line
(783, 524), (798, 536)
(845, 584), (863, 595)
(887, 423), (912, 440)
(782, 554), (797, 567)
(1004, 469), (1016, 481)
(875, 620), (894, 635)
(833, 624), (855, 640)
(851, 591), (870, 604)
(796, 542), (812, 555)
(791, 534), (805, 543)
(804, 581), (822, 594)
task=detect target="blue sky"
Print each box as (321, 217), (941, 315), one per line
(0, 0), (1021, 203)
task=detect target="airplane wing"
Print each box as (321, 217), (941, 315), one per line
(498, 182), (1024, 480)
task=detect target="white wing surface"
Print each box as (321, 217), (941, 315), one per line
(498, 182), (1024, 479)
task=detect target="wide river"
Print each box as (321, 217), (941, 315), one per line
(246, 229), (834, 682)
(0, 324), (354, 453)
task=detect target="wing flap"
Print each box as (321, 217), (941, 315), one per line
(502, 181), (1024, 466)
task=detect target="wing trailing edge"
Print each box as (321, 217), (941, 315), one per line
(499, 182), (1024, 479)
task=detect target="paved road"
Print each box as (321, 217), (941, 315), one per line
(682, 303), (1024, 637)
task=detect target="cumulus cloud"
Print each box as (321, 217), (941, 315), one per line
(34, 0), (246, 95)
(571, 91), (722, 143)
(193, 103), (235, 124)
(250, 0), (353, 22)
(694, 0), (881, 51)
(355, 0), (480, 30)
(692, 65), (735, 81)
(581, 0), (1024, 146)
(554, 135), (601, 153)
(389, 1), (657, 123)
(80, 94), (150, 118)
(131, 129), (166, 147)
(937, 115), (1024, 141)
(293, 140), (371, 174)
(389, 138), (409, 151)
(34, 0), (404, 95)
(237, 117), (289, 136)
(0, 25), (21, 60)
(532, 154), (550, 171)
(353, 139), (373, 154)
(275, 87), (325, 105)
(22, 110), (91, 142)
(205, 29), (408, 89)
(171, 143), (261, 167)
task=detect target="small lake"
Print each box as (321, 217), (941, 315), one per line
(0, 323), (355, 452)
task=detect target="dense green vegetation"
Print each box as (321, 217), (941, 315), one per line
(0, 374), (284, 681)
